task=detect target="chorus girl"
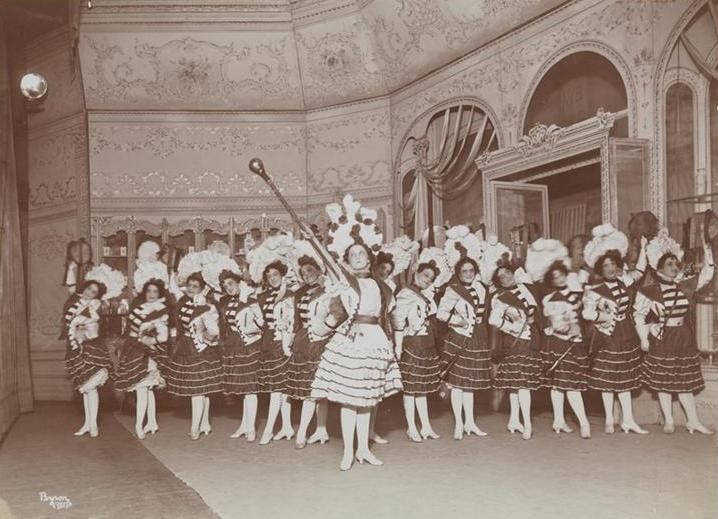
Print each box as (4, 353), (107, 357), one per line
(114, 279), (170, 439)
(62, 280), (113, 437)
(488, 259), (543, 440)
(165, 272), (224, 440)
(311, 242), (403, 471)
(217, 269), (263, 441)
(392, 260), (442, 442)
(368, 250), (398, 445)
(436, 257), (493, 440)
(283, 255), (333, 449)
(582, 225), (648, 435)
(256, 261), (295, 445)
(634, 233), (715, 434)
(541, 261), (591, 439)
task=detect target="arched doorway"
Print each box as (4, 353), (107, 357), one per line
(524, 51), (629, 137)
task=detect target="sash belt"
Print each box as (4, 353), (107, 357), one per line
(354, 315), (380, 325)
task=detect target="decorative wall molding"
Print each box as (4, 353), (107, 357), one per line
(652, 0), (707, 223)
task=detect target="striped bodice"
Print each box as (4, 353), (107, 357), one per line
(224, 296), (244, 329)
(659, 282), (689, 318)
(297, 286), (320, 329)
(64, 299), (86, 332)
(510, 286), (535, 321)
(128, 306), (145, 337)
(605, 281), (630, 317)
(467, 285), (485, 323)
(261, 288), (279, 330)
(178, 300), (195, 337)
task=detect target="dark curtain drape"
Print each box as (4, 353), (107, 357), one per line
(405, 105), (494, 239)
(0, 16), (34, 441)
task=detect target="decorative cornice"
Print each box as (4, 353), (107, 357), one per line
(478, 110), (616, 178)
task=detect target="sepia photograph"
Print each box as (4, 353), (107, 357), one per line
(0, 0), (716, 518)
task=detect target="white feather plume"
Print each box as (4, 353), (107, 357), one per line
(381, 235), (420, 277)
(583, 223), (629, 269)
(443, 225), (485, 268)
(478, 233), (511, 285)
(85, 263), (127, 300)
(646, 228), (684, 269)
(134, 260), (169, 291)
(525, 238), (570, 283)
(202, 253), (242, 292)
(325, 194), (383, 263)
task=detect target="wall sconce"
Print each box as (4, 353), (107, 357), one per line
(20, 73), (48, 101)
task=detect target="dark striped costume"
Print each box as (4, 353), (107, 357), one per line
(489, 284), (543, 391)
(257, 286), (292, 393)
(541, 289), (589, 391)
(285, 283), (331, 400)
(114, 299), (169, 391)
(436, 281), (492, 391)
(218, 290), (263, 395)
(582, 280), (642, 392)
(634, 276), (704, 394)
(62, 295), (112, 392)
(164, 295), (223, 397)
(392, 285), (441, 395)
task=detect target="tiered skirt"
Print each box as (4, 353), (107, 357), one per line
(311, 323), (403, 407)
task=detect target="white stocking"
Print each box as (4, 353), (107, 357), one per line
(279, 394), (293, 434)
(190, 396), (203, 433)
(315, 400), (328, 434)
(415, 396), (433, 433)
(356, 408), (372, 455)
(135, 387), (148, 431)
(678, 392), (703, 426)
(550, 389), (566, 426)
(601, 392), (615, 426)
(508, 392), (520, 426)
(146, 389), (158, 429)
(81, 392), (90, 429)
(658, 392), (674, 425)
(88, 389), (99, 431)
(518, 389), (532, 430)
(242, 394), (258, 433)
(617, 391), (637, 426)
(297, 400), (317, 442)
(403, 395), (418, 434)
(450, 388), (464, 429)
(200, 395), (211, 431)
(461, 391), (475, 427)
(340, 406), (357, 462)
(567, 391), (589, 427)
(263, 392), (282, 437)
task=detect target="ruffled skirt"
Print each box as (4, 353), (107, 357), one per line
(164, 336), (224, 397)
(399, 334), (441, 395)
(65, 338), (112, 393)
(222, 331), (261, 395)
(439, 327), (492, 391)
(311, 323), (403, 407)
(642, 325), (704, 394)
(541, 336), (589, 391)
(587, 320), (642, 392)
(258, 330), (289, 393)
(287, 328), (328, 400)
(493, 334), (542, 391)
(114, 338), (166, 392)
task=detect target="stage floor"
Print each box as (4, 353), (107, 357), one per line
(1, 396), (716, 519)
